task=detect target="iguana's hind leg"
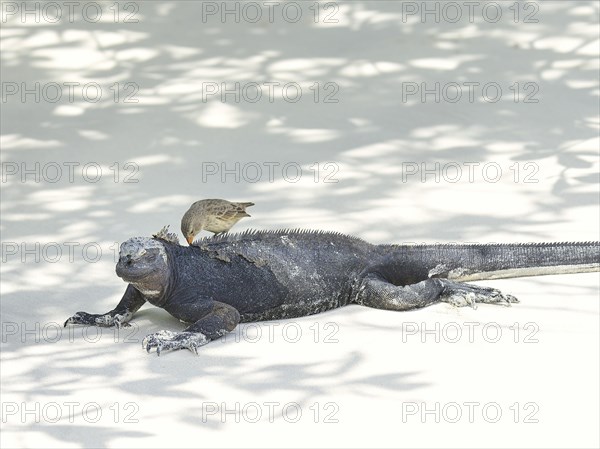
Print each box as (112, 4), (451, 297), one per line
(356, 274), (518, 311)
(355, 274), (445, 311)
(143, 301), (240, 355)
(440, 281), (519, 308)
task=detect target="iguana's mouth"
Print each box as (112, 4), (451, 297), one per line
(115, 258), (154, 282)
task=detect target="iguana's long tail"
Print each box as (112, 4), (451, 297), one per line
(381, 242), (600, 281)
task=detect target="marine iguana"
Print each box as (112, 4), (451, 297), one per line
(64, 226), (600, 355)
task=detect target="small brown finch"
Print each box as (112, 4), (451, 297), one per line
(181, 199), (254, 244)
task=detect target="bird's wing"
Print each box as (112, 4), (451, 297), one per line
(218, 203), (251, 219)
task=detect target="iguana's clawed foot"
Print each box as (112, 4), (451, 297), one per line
(142, 330), (209, 356)
(64, 311), (131, 328)
(442, 284), (519, 309)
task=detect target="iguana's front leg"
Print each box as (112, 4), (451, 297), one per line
(64, 284), (146, 328)
(143, 301), (240, 355)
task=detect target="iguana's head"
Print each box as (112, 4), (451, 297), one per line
(116, 237), (169, 300)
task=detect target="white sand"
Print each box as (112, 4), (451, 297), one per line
(1, 2), (599, 448)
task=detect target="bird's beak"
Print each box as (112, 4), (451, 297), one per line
(186, 236), (193, 245)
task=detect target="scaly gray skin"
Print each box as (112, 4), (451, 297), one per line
(64, 227), (600, 355)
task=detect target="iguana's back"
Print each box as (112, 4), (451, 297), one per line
(167, 230), (379, 321)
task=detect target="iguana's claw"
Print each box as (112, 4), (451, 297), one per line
(64, 311), (95, 327)
(442, 284), (519, 308)
(465, 293), (478, 310)
(113, 314), (132, 329)
(142, 330), (209, 356)
(64, 311), (132, 328)
(487, 290), (519, 307)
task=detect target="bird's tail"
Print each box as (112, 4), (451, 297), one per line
(238, 202), (254, 217)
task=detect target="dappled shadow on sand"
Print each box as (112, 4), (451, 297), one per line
(1, 1), (599, 445)
(2, 2), (598, 245)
